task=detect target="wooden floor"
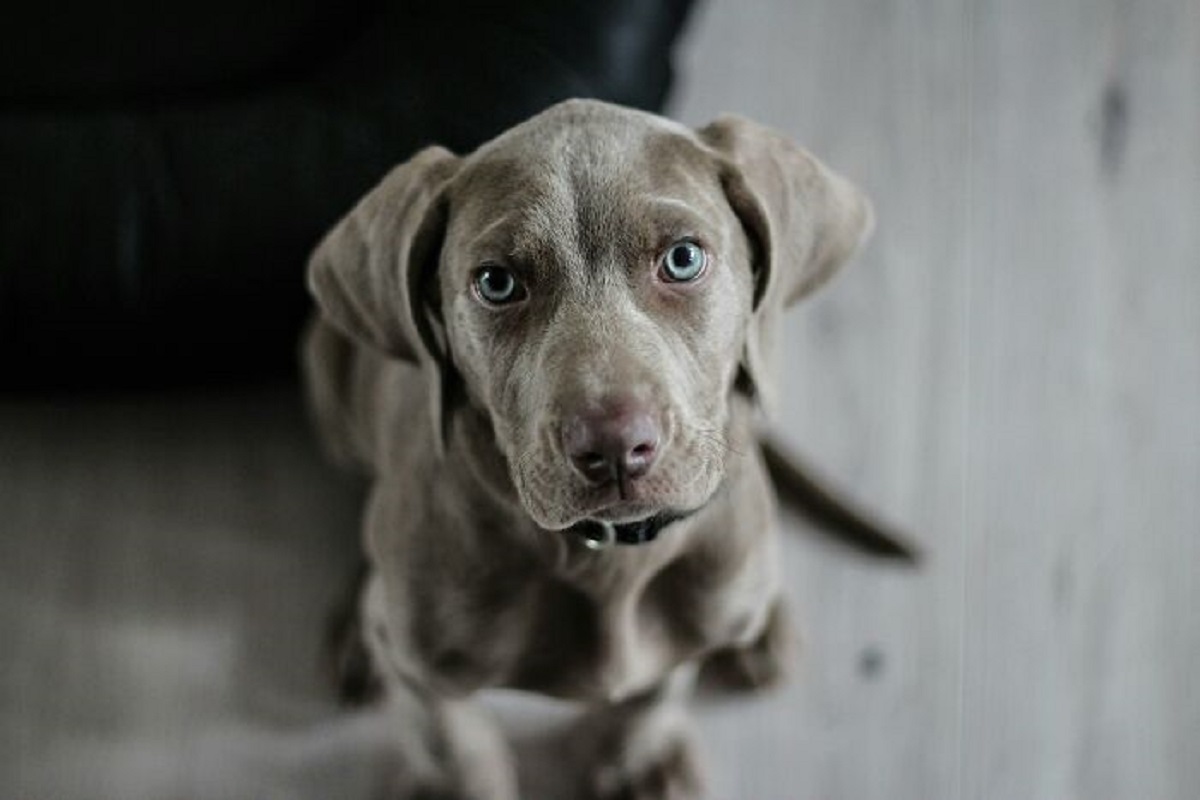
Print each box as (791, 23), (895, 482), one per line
(3, 2), (1197, 798)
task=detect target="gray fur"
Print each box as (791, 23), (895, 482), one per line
(303, 99), (873, 799)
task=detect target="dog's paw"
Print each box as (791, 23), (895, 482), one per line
(323, 563), (384, 706)
(700, 600), (796, 693)
(700, 639), (787, 692)
(585, 730), (704, 800)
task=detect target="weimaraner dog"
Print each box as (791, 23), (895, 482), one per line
(303, 99), (914, 799)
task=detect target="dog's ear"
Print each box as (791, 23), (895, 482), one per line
(699, 116), (874, 412)
(307, 146), (461, 452)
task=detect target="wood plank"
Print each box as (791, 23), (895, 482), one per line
(962, 1), (1200, 798)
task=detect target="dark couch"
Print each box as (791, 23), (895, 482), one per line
(1, 0), (694, 388)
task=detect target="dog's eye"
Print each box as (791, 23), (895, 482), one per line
(658, 241), (707, 283)
(472, 265), (526, 306)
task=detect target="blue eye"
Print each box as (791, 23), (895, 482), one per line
(473, 265), (526, 305)
(659, 241), (707, 282)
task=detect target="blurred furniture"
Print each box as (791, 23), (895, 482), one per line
(0, 0), (694, 388)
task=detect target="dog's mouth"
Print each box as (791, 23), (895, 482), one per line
(561, 483), (722, 548)
(512, 438), (727, 541)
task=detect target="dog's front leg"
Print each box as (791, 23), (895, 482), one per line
(362, 671), (516, 800)
(572, 664), (704, 800)
(359, 580), (517, 800)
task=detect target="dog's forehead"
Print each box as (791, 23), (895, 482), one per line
(470, 99), (697, 167)
(458, 116), (701, 200)
(445, 102), (719, 263)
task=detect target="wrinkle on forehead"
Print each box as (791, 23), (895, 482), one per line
(448, 122), (724, 289)
(450, 156), (577, 277)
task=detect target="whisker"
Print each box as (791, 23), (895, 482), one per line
(681, 423), (745, 459)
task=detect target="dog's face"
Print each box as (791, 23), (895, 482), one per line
(438, 115), (753, 529)
(308, 100), (873, 532)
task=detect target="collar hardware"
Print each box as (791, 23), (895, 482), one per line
(568, 516), (670, 549)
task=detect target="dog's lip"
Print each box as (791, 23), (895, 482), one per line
(573, 482), (660, 521)
(586, 502), (660, 524)
(541, 498), (663, 532)
(557, 476), (720, 529)
(529, 474), (725, 533)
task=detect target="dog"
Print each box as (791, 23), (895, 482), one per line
(302, 99), (913, 799)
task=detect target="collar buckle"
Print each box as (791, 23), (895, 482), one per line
(581, 521), (616, 550)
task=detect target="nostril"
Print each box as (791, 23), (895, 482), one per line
(623, 438), (659, 479)
(561, 400), (663, 484)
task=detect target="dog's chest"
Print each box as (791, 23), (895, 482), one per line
(415, 538), (773, 701)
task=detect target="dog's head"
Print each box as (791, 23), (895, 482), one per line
(308, 100), (872, 531)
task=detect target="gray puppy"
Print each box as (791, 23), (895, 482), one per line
(303, 99), (895, 799)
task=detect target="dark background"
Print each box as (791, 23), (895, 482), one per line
(1, 0), (692, 387)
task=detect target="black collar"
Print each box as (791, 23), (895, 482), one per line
(565, 509), (691, 548)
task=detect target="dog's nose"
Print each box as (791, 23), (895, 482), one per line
(561, 401), (661, 485)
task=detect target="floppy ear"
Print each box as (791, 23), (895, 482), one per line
(699, 116), (874, 412)
(306, 145), (461, 451)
